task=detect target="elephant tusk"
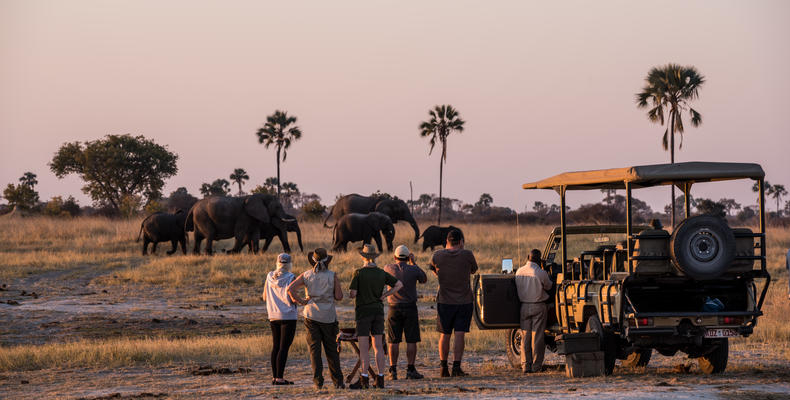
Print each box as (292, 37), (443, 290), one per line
(282, 218), (297, 222)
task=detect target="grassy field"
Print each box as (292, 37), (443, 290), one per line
(0, 216), (788, 376)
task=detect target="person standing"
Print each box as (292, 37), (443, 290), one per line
(786, 248), (790, 300)
(262, 253), (297, 385)
(383, 245), (428, 380)
(429, 229), (478, 378)
(514, 249), (553, 373)
(349, 244), (403, 389)
(287, 248), (345, 389)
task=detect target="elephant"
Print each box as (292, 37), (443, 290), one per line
(184, 194), (293, 255)
(324, 194), (420, 243)
(237, 213), (304, 253)
(136, 210), (188, 255)
(420, 225), (463, 251)
(332, 212), (395, 253)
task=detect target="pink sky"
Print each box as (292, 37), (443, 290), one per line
(2, 1), (789, 211)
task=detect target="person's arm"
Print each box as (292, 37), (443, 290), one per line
(349, 270), (359, 299)
(286, 274), (309, 306)
(262, 280), (267, 303)
(469, 253), (479, 275)
(333, 274), (343, 301)
(381, 280), (404, 300)
(541, 270), (553, 290)
(429, 253), (438, 277)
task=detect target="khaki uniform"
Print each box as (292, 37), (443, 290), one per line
(515, 262), (552, 372)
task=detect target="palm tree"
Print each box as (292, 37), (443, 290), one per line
(419, 104), (466, 225)
(255, 110), (302, 198)
(229, 168), (249, 196)
(636, 64), (705, 227)
(768, 184), (787, 214)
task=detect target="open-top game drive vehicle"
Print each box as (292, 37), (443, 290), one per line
(474, 161), (771, 374)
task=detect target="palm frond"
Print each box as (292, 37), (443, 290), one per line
(689, 108), (702, 127)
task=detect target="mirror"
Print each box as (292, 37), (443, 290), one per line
(501, 258), (514, 274)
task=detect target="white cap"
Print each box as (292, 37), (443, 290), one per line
(394, 245), (410, 260)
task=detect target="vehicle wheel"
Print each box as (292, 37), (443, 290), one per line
(506, 328), (522, 369)
(670, 215), (735, 279)
(697, 339), (729, 374)
(621, 348), (652, 368)
(585, 316), (617, 375)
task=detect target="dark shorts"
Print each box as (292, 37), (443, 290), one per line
(387, 303), (421, 343)
(436, 303), (473, 334)
(356, 313), (385, 337)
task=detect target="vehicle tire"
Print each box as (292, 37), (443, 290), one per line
(621, 348), (652, 368)
(697, 338), (729, 374)
(585, 316), (617, 375)
(670, 215), (735, 279)
(506, 328), (522, 369)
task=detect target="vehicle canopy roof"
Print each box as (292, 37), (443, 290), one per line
(522, 161), (764, 191)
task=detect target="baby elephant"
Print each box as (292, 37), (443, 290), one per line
(136, 210), (188, 255)
(420, 225), (463, 251)
(332, 212), (395, 252)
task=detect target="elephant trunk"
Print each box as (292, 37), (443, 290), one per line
(408, 217), (420, 244)
(294, 224), (304, 252)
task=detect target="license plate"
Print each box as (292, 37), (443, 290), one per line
(705, 328), (739, 338)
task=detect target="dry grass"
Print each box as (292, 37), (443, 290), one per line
(0, 216), (788, 372)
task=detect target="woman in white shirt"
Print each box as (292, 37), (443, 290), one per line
(263, 253), (297, 385)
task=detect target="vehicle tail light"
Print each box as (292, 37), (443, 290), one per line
(719, 316), (743, 325)
(628, 317), (653, 327)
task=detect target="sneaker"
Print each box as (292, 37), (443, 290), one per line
(451, 366), (468, 377)
(349, 375), (369, 390)
(389, 366), (398, 381)
(405, 369), (424, 379)
(373, 374), (385, 389)
(440, 366), (450, 378)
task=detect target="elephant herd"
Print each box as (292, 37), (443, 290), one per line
(136, 193), (463, 256)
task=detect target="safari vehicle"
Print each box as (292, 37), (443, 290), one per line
(474, 162), (771, 374)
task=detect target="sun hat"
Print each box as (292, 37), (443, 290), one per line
(307, 248), (333, 269)
(394, 245), (410, 260)
(277, 253), (292, 265)
(357, 243), (381, 260)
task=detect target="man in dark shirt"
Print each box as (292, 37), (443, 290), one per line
(429, 229), (478, 378)
(349, 244), (403, 389)
(383, 245), (428, 380)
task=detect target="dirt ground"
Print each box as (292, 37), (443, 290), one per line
(2, 264), (790, 400)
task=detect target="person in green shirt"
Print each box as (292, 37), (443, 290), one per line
(349, 244), (403, 389)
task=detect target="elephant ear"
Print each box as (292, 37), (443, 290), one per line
(244, 196), (270, 224)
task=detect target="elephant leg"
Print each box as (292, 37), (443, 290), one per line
(166, 240), (177, 255)
(151, 242), (159, 254)
(193, 232), (204, 255)
(180, 237), (187, 255)
(277, 230), (290, 253)
(142, 238), (150, 255)
(373, 234), (383, 253)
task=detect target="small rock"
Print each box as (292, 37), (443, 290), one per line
(6, 300), (20, 306)
(32, 292), (38, 299)
(20, 290), (26, 296)
(656, 381), (671, 387)
(218, 314), (225, 318)
(234, 298), (242, 303)
(186, 319), (198, 325)
(230, 328), (242, 334)
(20, 380), (29, 384)
(568, 388), (577, 392)
(102, 289), (108, 293)
(152, 318), (162, 323)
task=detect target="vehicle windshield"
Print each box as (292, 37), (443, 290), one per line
(545, 231), (628, 264)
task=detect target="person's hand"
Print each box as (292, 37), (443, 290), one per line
(408, 253), (415, 264)
(381, 293), (389, 301)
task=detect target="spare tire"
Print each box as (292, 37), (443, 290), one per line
(670, 215), (735, 279)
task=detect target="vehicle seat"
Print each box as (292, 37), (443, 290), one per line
(729, 228), (755, 273)
(632, 229), (672, 275)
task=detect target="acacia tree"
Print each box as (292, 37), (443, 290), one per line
(419, 104), (466, 225)
(229, 168), (249, 196)
(50, 135), (178, 213)
(3, 172), (40, 210)
(636, 64), (704, 227)
(255, 110), (302, 198)
(19, 172), (38, 188)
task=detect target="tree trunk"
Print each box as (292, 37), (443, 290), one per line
(276, 147), (281, 199)
(237, 182), (242, 196)
(438, 153), (443, 226)
(670, 112), (676, 228)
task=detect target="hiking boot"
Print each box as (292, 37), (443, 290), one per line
(373, 374), (385, 389)
(440, 366), (450, 378)
(405, 369), (424, 379)
(389, 365), (398, 380)
(349, 375), (369, 390)
(451, 366), (468, 377)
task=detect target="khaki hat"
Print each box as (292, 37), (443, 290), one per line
(308, 248), (333, 267)
(357, 244), (381, 260)
(394, 245), (410, 260)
